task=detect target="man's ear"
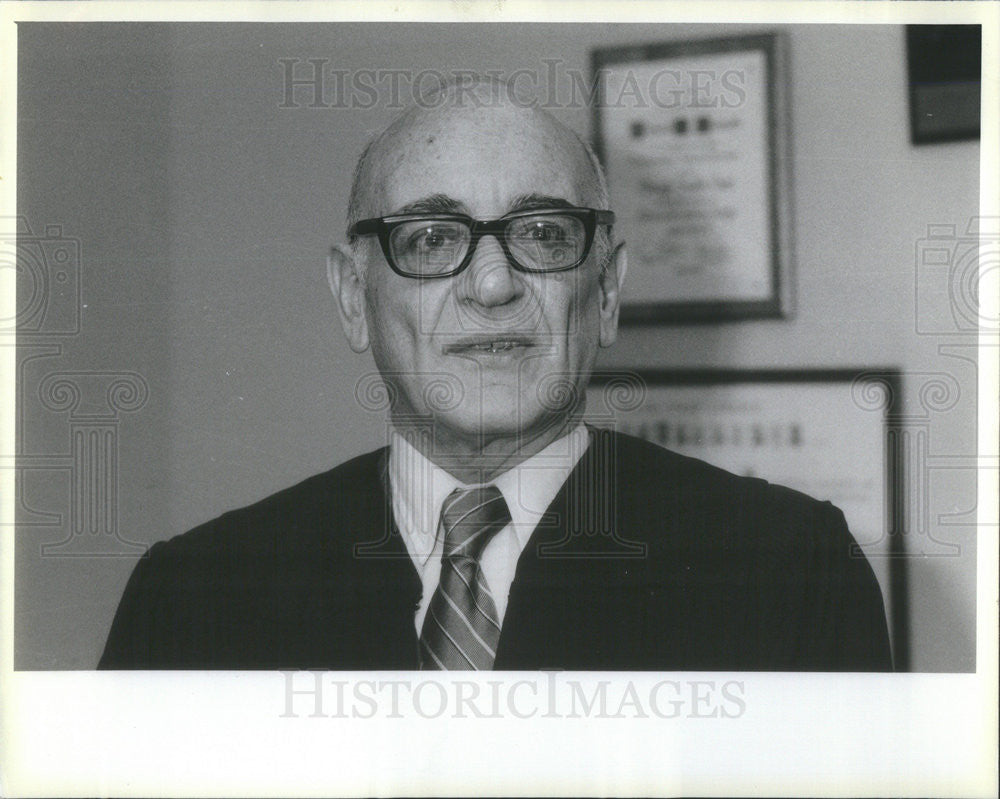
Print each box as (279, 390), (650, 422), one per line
(598, 241), (627, 348)
(327, 244), (370, 353)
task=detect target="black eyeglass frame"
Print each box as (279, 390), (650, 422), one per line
(348, 207), (615, 278)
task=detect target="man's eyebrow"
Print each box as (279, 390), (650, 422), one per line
(507, 193), (575, 213)
(391, 194), (465, 215)
(388, 192), (575, 218)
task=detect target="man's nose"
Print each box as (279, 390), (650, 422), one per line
(459, 233), (523, 308)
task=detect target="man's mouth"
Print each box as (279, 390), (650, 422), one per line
(446, 336), (535, 355)
(469, 340), (525, 353)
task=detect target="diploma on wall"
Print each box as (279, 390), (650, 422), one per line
(593, 33), (793, 323)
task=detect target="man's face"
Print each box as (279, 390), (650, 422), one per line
(347, 105), (623, 452)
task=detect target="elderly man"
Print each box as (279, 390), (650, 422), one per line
(100, 81), (892, 671)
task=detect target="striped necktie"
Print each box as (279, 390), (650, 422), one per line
(419, 485), (511, 670)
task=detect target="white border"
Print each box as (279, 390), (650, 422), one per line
(1, 2), (997, 797)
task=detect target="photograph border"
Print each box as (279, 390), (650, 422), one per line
(1, 3), (997, 798)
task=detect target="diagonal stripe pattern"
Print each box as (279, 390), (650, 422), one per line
(419, 485), (511, 670)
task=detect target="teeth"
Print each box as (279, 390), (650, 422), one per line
(473, 340), (519, 353)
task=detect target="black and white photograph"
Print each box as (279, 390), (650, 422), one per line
(2, 2), (997, 796)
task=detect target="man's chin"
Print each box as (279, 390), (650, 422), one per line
(430, 405), (572, 447)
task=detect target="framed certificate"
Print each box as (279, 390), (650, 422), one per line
(585, 368), (908, 668)
(592, 33), (793, 323)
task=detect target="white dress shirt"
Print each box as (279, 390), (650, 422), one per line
(388, 424), (590, 635)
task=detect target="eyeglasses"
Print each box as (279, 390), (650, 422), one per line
(348, 207), (615, 279)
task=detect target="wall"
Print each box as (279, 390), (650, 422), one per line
(15, 24), (174, 668)
(15, 22), (980, 670)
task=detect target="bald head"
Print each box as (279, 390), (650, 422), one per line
(346, 77), (611, 243)
(327, 75), (628, 470)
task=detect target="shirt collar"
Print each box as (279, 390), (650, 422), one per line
(388, 424), (590, 567)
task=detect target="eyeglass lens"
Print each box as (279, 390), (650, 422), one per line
(387, 214), (588, 275)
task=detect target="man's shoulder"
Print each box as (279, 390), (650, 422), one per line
(151, 446), (388, 559)
(598, 430), (890, 672)
(99, 446), (397, 669)
(605, 427), (814, 502)
(605, 428), (876, 605)
(603, 428), (847, 545)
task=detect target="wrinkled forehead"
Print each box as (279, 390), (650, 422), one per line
(362, 103), (601, 218)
